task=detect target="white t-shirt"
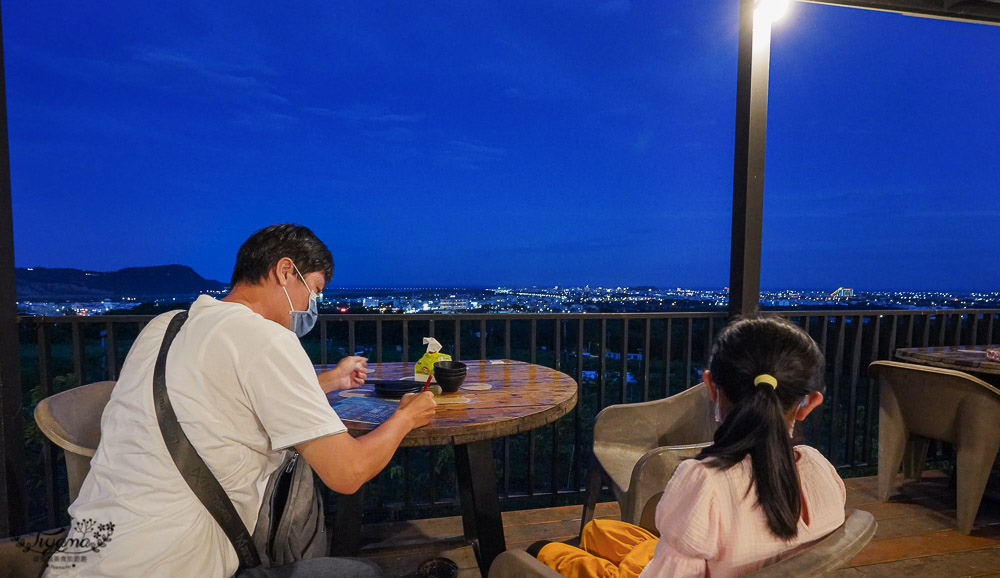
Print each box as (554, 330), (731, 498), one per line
(45, 295), (347, 578)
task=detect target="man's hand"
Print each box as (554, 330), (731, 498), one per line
(318, 356), (368, 393)
(298, 390), (437, 494)
(392, 391), (437, 429)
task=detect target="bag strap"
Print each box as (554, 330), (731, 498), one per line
(153, 310), (262, 569)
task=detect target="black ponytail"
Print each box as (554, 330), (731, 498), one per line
(696, 317), (824, 540)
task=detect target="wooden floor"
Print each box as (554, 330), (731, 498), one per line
(356, 471), (1000, 577)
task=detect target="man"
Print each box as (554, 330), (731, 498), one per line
(46, 224), (436, 577)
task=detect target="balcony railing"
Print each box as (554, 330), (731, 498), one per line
(16, 308), (1000, 530)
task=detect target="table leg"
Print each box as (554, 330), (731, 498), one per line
(455, 439), (506, 576)
(331, 487), (364, 556)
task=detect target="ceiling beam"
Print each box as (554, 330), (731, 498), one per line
(800, 0), (1000, 25)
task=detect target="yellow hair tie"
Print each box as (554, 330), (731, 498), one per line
(754, 374), (778, 389)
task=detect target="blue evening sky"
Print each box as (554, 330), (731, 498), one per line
(4, 1), (998, 291)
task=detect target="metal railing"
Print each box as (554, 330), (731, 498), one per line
(17, 308), (1000, 528)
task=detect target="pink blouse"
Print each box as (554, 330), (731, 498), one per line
(640, 445), (846, 578)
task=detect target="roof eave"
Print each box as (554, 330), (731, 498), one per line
(798, 0), (1000, 25)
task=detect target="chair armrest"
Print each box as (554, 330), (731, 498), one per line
(488, 549), (563, 578)
(0, 527), (69, 578)
(593, 383), (715, 450)
(592, 398), (671, 450)
(622, 443), (711, 531)
(748, 509), (877, 576)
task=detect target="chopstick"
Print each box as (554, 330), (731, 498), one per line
(421, 373), (434, 393)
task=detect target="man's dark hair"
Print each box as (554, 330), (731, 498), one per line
(230, 224), (334, 287)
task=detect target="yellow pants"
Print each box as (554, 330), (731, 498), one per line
(536, 519), (659, 578)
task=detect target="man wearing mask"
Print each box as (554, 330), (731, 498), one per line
(47, 224), (436, 577)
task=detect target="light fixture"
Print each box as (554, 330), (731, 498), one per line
(755, 0), (789, 23)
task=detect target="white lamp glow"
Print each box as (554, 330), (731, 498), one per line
(755, 0), (789, 22)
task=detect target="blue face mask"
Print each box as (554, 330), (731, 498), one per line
(283, 264), (319, 337)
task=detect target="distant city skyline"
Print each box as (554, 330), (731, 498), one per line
(5, 1), (999, 291)
(15, 263), (1000, 295)
(18, 277), (1000, 318)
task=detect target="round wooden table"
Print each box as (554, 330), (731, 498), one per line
(323, 360), (578, 575)
(895, 346), (1000, 379)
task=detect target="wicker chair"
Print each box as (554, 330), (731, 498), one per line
(0, 528), (69, 578)
(870, 360), (1000, 534)
(33, 381), (116, 502)
(580, 383), (716, 533)
(489, 509), (877, 577)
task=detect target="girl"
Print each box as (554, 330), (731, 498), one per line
(531, 316), (846, 577)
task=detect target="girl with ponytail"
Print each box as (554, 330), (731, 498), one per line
(530, 316), (846, 577)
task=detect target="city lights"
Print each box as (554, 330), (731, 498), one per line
(17, 286), (1000, 317)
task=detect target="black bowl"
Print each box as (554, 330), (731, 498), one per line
(433, 370), (467, 380)
(433, 361), (467, 374)
(433, 361), (467, 392)
(434, 371), (466, 393)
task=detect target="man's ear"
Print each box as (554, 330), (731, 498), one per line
(703, 369), (718, 403)
(795, 391), (824, 421)
(273, 257), (295, 286)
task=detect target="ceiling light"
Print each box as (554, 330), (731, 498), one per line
(755, 0), (789, 23)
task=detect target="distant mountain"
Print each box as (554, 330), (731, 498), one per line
(16, 265), (227, 301)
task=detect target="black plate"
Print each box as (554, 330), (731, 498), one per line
(367, 379), (424, 398)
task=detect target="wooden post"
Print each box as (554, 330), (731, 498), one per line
(0, 2), (28, 537)
(729, 0), (772, 318)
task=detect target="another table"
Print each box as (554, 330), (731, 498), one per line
(895, 345), (1000, 385)
(323, 360), (578, 575)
